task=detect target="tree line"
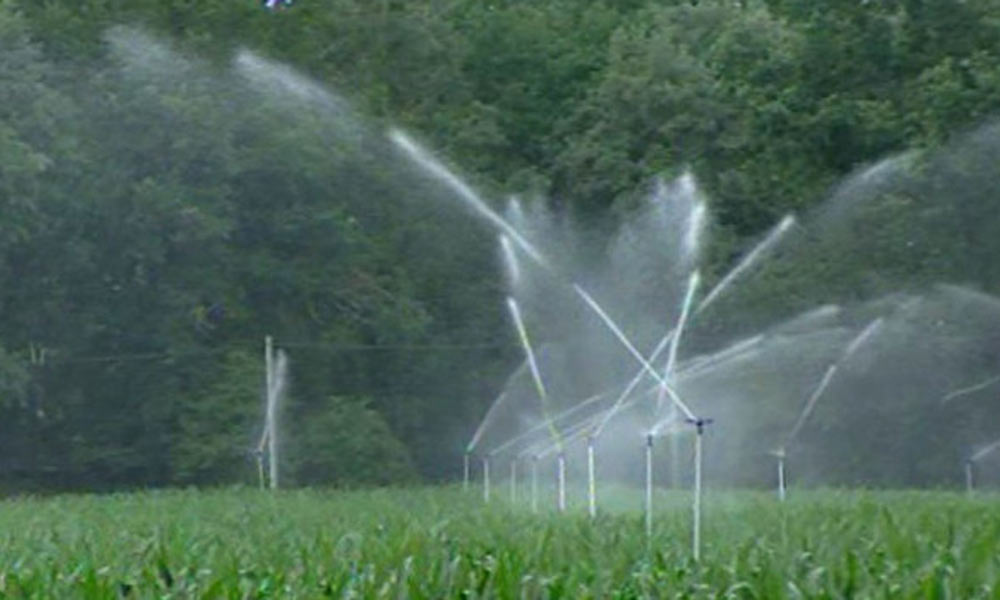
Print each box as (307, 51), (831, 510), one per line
(1, 0), (1000, 490)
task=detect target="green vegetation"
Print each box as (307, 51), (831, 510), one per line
(3, 0), (1000, 491)
(0, 487), (997, 597)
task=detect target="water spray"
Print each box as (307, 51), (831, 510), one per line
(507, 297), (563, 450)
(499, 235), (521, 285)
(573, 285), (696, 422)
(661, 271), (700, 486)
(529, 408), (609, 460)
(467, 391), (509, 454)
(676, 334), (766, 382)
(663, 272), (702, 386)
(784, 364), (838, 453)
(786, 318), (883, 447)
(592, 325), (683, 438)
(696, 215), (796, 315)
(684, 201), (707, 263)
(259, 337), (288, 490)
(943, 374), (1000, 404)
(659, 271), (701, 412)
(491, 389), (611, 456)
(779, 318), (884, 493)
(389, 129), (549, 267)
(392, 135), (705, 429)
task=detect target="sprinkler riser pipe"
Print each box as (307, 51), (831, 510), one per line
(778, 456), (786, 502)
(265, 335), (279, 490)
(669, 404), (680, 488)
(257, 454), (265, 491)
(687, 419), (712, 562)
(483, 457), (491, 504)
(463, 453), (470, 492)
(645, 434), (653, 539)
(510, 459), (517, 504)
(693, 428), (702, 561)
(587, 439), (596, 519)
(531, 456), (539, 513)
(966, 461), (974, 494)
(557, 453), (566, 513)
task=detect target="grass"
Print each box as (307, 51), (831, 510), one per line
(0, 485), (997, 598)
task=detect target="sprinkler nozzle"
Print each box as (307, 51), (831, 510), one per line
(685, 417), (714, 434)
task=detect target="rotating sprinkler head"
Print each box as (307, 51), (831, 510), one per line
(686, 417), (714, 434)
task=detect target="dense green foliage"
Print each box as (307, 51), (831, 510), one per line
(2, 0), (1000, 489)
(2, 487), (999, 597)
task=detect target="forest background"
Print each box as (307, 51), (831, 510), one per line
(1, 0), (998, 490)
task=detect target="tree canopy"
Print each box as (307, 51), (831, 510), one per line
(1, 0), (1000, 490)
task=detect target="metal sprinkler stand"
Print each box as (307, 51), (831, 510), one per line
(483, 455), (491, 504)
(775, 448), (787, 502)
(531, 454), (539, 513)
(587, 435), (597, 519)
(965, 459), (974, 494)
(463, 452), (470, 492)
(557, 452), (567, 512)
(645, 433), (654, 539)
(686, 417), (714, 562)
(254, 448), (266, 490)
(510, 458), (518, 503)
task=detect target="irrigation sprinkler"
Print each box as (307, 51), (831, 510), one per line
(657, 271), (701, 488)
(557, 452), (567, 513)
(772, 448), (787, 502)
(483, 455), (491, 504)
(964, 437), (1000, 493)
(687, 417), (713, 562)
(264, 335), (274, 488)
(645, 433), (653, 539)
(776, 318), (884, 493)
(531, 455), (539, 513)
(587, 435), (597, 519)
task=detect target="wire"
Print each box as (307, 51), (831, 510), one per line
(41, 340), (514, 365)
